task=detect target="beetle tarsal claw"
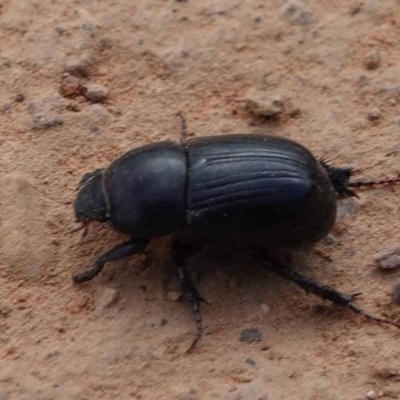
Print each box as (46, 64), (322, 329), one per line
(70, 222), (84, 233)
(185, 331), (201, 354)
(199, 296), (211, 306)
(70, 222), (89, 242)
(347, 302), (400, 330)
(182, 285), (204, 353)
(70, 221), (88, 235)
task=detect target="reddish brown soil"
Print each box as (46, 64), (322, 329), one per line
(1, 1), (400, 399)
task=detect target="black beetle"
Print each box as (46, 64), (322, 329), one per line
(73, 116), (400, 351)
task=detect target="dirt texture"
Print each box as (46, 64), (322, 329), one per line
(1, 0), (400, 399)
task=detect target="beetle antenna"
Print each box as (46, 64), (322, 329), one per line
(176, 111), (188, 144)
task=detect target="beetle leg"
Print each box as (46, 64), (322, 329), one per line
(176, 265), (204, 352)
(349, 176), (400, 189)
(256, 253), (400, 330)
(173, 240), (207, 352)
(72, 238), (149, 283)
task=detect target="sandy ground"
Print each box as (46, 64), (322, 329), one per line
(1, 0), (400, 399)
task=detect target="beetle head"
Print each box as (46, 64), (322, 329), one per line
(320, 160), (358, 199)
(74, 168), (108, 223)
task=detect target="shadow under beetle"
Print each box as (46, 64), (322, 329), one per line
(72, 115), (400, 351)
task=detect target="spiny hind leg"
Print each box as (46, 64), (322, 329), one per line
(173, 239), (208, 352)
(254, 247), (400, 329)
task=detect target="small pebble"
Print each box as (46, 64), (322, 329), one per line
(393, 280), (400, 305)
(108, 106), (122, 116)
(67, 294), (91, 313)
(81, 23), (95, 33)
(14, 93), (24, 102)
(368, 108), (381, 121)
(358, 75), (369, 87)
(81, 84), (109, 103)
(89, 123), (101, 135)
(55, 26), (65, 35)
(366, 390), (377, 400)
(373, 366), (400, 380)
(32, 113), (63, 128)
(374, 246), (400, 270)
(84, 104), (110, 122)
(350, 5), (362, 16)
(281, 0), (315, 25)
(166, 290), (182, 302)
(235, 43), (247, 52)
(336, 198), (358, 221)
(64, 58), (91, 78)
(364, 50), (381, 70)
(45, 349), (62, 359)
(392, 86), (400, 99)
(28, 94), (64, 129)
(60, 75), (81, 97)
(239, 328), (262, 343)
(288, 105), (300, 117)
(244, 89), (284, 118)
(175, 389), (198, 400)
(245, 358), (256, 367)
(66, 102), (81, 112)
(97, 287), (119, 309)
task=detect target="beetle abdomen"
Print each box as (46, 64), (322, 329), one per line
(104, 141), (187, 237)
(186, 134), (337, 246)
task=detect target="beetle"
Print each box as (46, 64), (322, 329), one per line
(72, 115), (400, 351)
